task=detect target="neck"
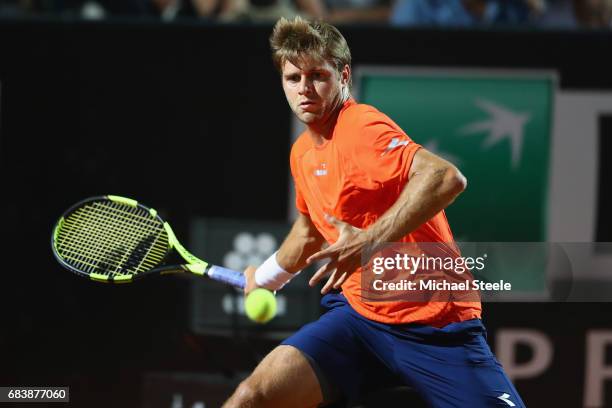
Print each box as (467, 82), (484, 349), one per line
(307, 93), (350, 146)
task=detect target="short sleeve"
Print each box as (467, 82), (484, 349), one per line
(294, 184), (309, 215)
(344, 108), (421, 188)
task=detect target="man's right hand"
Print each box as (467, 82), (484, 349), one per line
(243, 265), (259, 295)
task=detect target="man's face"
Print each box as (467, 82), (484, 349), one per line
(281, 56), (349, 126)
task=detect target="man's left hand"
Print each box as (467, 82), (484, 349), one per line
(306, 214), (368, 294)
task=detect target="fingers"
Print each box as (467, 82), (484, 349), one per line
(308, 215), (361, 293)
(309, 260), (336, 287)
(321, 269), (351, 294)
(310, 261), (352, 294)
(307, 215), (356, 265)
(306, 246), (336, 265)
(321, 269), (339, 294)
(332, 271), (348, 289)
(243, 265), (258, 295)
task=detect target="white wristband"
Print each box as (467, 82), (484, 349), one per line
(255, 251), (299, 291)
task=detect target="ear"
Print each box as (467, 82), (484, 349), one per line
(340, 64), (351, 87)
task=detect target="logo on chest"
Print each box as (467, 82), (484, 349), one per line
(314, 162), (328, 177)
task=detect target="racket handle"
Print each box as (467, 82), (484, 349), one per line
(207, 265), (246, 289)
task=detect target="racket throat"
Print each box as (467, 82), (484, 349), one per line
(163, 222), (208, 275)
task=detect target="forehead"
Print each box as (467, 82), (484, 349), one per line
(281, 56), (335, 74)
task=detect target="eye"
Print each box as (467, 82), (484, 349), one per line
(286, 74), (300, 83)
(312, 72), (325, 80)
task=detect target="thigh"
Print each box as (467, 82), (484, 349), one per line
(282, 293), (400, 403)
(227, 345), (323, 408)
(392, 321), (526, 408)
(402, 355), (526, 407)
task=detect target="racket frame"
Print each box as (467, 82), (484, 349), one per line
(51, 195), (234, 285)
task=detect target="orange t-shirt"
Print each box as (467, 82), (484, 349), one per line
(290, 99), (481, 327)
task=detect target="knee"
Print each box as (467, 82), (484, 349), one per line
(225, 379), (265, 408)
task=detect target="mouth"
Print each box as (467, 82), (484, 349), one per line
(299, 101), (317, 110)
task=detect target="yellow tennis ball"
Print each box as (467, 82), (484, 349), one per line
(245, 288), (277, 324)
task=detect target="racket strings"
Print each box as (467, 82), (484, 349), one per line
(61, 203), (164, 251)
(58, 215), (162, 275)
(59, 206), (165, 265)
(73, 202), (167, 268)
(58, 210), (166, 275)
(55, 201), (169, 276)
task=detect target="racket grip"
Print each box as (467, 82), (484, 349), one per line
(207, 265), (246, 289)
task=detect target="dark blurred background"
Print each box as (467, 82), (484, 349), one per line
(1, 1), (612, 407)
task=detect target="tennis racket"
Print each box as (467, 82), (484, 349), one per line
(51, 195), (246, 287)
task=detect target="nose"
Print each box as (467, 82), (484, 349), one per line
(298, 76), (312, 95)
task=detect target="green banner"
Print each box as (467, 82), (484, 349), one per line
(357, 69), (555, 242)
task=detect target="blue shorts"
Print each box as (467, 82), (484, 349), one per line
(282, 292), (525, 407)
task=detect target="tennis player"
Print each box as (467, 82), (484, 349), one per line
(223, 17), (525, 408)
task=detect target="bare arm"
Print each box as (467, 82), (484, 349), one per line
(277, 213), (327, 272)
(307, 148), (467, 293)
(363, 148), (466, 243)
(245, 213), (325, 293)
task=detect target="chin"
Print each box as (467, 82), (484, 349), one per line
(298, 113), (318, 124)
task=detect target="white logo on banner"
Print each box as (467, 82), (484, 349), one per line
(460, 99), (531, 169)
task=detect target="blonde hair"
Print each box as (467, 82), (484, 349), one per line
(269, 17), (351, 78)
